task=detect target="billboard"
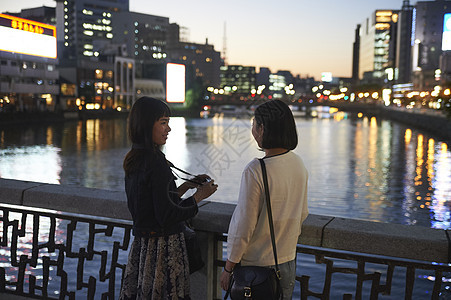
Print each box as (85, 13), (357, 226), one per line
(0, 14), (57, 58)
(166, 63), (185, 103)
(442, 13), (451, 51)
(321, 72), (332, 82)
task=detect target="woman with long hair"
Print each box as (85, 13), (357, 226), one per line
(120, 97), (218, 299)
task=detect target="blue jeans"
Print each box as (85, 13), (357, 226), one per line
(269, 259), (296, 300)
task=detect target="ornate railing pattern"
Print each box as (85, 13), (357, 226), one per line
(0, 177), (450, 300)
(214, 234), (451, 300)
(0, 203), (132, 299)
(297, 245), (449, 300)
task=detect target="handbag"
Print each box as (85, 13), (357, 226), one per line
(183, 220), (205, 274)
(225, 158), (283, 300)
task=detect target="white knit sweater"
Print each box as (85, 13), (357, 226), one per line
(227, 151), (309, 266)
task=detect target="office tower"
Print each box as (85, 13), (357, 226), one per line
(412, 0), (451, 89)
(395, 0), (414, 84)
(168, 40), (221, 88)
(358, 10), (399, 84)
(56, 0), (129, 61)
(55, 0), (132, 109)
(352, 24), (361, 85)
(220, 65), (256, 94)
(112, 11), (171, 77)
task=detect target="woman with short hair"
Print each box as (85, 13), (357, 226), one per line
(220, 100), (309, 299)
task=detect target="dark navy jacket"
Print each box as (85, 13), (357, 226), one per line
(125, 150), (198, 237)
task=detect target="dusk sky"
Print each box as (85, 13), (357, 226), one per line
(3, 0), (404, 80)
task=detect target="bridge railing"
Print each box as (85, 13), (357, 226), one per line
(0, 178), (450, 299)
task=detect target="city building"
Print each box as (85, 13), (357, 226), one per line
(256, 67), (271, 88)
(412, 0), (451, 89)
(55, 0), (133, 110)
(0, 13), (59, 112)
(220, 65), (256, 95)
(168, 40), (221, 88)
(56, 0), (129, 61)
(113, 11), (221, 96)
(112, 11), (171, 78)
(395, 0), (414, 84)
(358, 9), (399, 85)
(268, 74), (287, 99)
(352, 24), (361, 85)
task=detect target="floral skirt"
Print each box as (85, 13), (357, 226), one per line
(119, 232), (191, 300)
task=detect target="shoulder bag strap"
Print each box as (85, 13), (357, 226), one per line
(259, 158), (280, 278)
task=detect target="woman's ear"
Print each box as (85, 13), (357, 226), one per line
(257, 124), (264, 137)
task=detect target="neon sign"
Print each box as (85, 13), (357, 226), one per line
(0, 14), (56, 58)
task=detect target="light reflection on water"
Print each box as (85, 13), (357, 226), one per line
(0, 111), (450, 297)
(0, 113), (450, 229)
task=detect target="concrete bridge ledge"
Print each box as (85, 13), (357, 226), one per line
(0, 178), (449, 264)
(321, 217), (449, 263)
(0, 178), (44, 205)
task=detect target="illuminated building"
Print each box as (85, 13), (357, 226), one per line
(0, 13), (59, 112)
(358, 10), (399, 84)
(220, 65), (256, 95)
(55, 0), (132, 110)
(112, 12), (171, 75)
(168, 40), (221, 88)
(56, 0), (128, 61)
(411, 0), (451, 89)
(113, 12), (221, 93)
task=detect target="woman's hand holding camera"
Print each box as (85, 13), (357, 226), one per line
(193, 177), (218, 203)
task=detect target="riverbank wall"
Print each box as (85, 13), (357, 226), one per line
(1, 103), (450, 143)
(329, 102), (451, 143)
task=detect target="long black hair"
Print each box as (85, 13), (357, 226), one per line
(254, 100), (298, 150)
(123, 97), (171, 175)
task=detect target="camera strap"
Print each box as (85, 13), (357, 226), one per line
(167, 161), (202, 185)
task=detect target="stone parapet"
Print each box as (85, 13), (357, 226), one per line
(0, 178), (449, 263)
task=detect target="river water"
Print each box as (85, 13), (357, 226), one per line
(0, 107), (450, 298)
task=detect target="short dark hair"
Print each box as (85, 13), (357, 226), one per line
(123, 97), (170, 174)
(254, 100), (298, 150)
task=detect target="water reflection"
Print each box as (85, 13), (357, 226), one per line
(0, 111), (450, 229)
(0, 145), (61, 184)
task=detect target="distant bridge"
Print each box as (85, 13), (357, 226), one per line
(205, 98), (382, 113)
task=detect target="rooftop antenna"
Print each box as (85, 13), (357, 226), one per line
(222, 21), (227, 65)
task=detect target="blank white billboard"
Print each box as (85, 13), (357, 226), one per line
(442, 13), (451, 51)
(166, 63), (185, 103)
(0, 14), (57, 59)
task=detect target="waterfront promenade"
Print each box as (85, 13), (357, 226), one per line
(0, 178), (449, 299)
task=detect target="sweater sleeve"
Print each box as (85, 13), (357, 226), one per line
(227, 161), (263, 263)
(147, 157), (198, 228)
